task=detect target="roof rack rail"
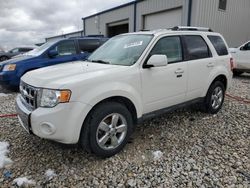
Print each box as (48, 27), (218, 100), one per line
(171, 26), (213, 32)
(140, 29), (150, 31)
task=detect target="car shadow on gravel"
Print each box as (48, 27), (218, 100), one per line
(233, 73), (250, 80)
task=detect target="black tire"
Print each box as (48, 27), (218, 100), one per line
(204, 81), (225, 114)
(80, 102), (134, 158)
(0, 56), (9, 62)
(233, 70), (243, 76)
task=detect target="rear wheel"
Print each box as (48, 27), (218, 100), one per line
(80, 102), (134, 158)
(204, 81), (225, 114)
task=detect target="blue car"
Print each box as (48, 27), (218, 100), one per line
(0, 37), (108, 88)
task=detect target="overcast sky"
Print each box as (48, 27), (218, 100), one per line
(0, 0), (133, 51)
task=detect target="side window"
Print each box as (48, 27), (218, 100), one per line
(183, 35), (210, 60)
(54, 40), (76, 56)
(19, 48), (31, 53)
(150, 36), (183, 63)
(246, 42), (250, 50)
(208, 35), (228, 56)
(10, 48), (19, 53)
(79, 39), (100, 53)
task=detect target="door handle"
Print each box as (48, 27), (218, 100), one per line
(207, 62), (214, 67)
(175, 69), (184, 74)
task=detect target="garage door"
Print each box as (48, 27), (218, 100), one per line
(144, 8), (182, 30)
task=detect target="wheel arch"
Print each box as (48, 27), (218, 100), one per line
(210, 74), (227, 89)
(85, 96), (138, 125)
(204, 74), (228, 97)
(78, 95), (139, 151)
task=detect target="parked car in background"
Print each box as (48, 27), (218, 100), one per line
(0, 37), (108, 88)
(16, 27), (232, 157)
(0, 47), (34, 62)
(229, 40), (250, 76)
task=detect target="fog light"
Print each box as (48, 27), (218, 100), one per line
(40, 123), (56, 135)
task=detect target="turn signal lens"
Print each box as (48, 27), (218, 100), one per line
(59, 90), (71, 103)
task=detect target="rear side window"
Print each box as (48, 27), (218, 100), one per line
(208, 35), (228, 56)
(79, 39), (100, 53)
(183, 35), (210, 60)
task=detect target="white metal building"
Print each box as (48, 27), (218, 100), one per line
(80, 0), (250, 47)
(45, 30), (85, 42)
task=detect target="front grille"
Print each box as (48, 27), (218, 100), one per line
(20, 81), (39, 110)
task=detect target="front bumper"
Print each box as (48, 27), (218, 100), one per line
(15, 96), (32, 133)
(0, 71), (19, 86)
(15, 94), (93, 144)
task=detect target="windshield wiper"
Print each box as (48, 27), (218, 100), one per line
(89, 59), (110, 64)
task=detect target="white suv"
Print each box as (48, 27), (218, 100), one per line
(16, 27), (233, 157)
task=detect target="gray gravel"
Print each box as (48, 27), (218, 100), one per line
(0, 74), (250, 187)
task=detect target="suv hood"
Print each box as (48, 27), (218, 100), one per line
(22, 61), (124, 88)
(0, 55), (34, 67)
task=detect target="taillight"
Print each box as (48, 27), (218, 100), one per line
(230, 57), (234, 71)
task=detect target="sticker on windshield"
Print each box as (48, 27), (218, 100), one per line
(124, 41), (143, 48)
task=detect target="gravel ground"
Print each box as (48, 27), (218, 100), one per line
(0, 74), (250, 187)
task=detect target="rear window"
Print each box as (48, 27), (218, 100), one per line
(183, 35), (211, 60)
(208, 35), (228, 56)
(79, 39), (100, 53)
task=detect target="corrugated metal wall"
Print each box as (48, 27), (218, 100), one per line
(191, 0), (250, 47)
(85, 4), (134, 36)
(84, 0), (186, 36)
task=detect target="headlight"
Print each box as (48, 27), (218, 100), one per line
(3, 64), (16, 71)
(37, 88), (71, 108)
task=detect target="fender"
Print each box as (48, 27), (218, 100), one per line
(202, 65), (231, 96)
(72, 81), (143, 119)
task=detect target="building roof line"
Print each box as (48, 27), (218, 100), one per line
(46, 30), (84, 40)
(81, 0), (144, 20)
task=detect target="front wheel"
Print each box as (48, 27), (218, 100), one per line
(80, 102), (134, 158)
(204, 81), (225, 114)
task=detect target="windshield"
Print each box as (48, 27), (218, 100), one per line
(87, 34), (153, 66)
(25, 40), (57, 56)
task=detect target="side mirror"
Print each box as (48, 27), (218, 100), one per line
(48, 49), (58, 58)
(144, 55), (168, 68)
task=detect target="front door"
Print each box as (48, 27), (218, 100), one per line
(43, 40), (80, 67)
(141, 36), (187, 114)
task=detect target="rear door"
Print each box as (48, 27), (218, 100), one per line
(183, 35), (214, 100)
(141, 35), (188, 113)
